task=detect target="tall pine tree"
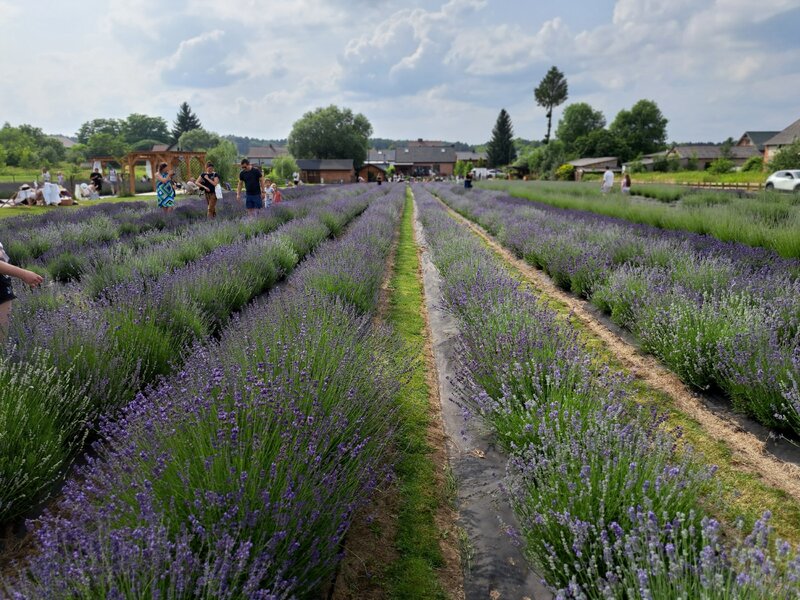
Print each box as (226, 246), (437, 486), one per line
(170, 102), (202, 143)
(534, 66), (568, 144)
(486, 109), (517, 168)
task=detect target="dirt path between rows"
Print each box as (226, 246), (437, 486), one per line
(331, 196), (464, 599)
(440, 200), (800, 504)
(417, 200), (552, 599)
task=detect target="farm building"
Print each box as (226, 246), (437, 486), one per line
(763, 118), (800, 163)
(392, 145), (456, 177)
(248, 144), (289, 169)
(626, 144), (760, 171)
(296, 159), (354, 184)
(365, 149), (396, 164)
(358, 163), (391, 182)
(666, 145), (760, 169)
(568, 157), (618, 172)
(455, 151), (488, 166)
(737, 131), (779, 153)
(365, 141), (458, 177)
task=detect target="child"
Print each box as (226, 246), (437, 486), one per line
(271, 183), (282, 204)
(0, 241), (44, 340)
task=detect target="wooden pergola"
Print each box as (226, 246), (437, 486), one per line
(124, 150), (207, 195)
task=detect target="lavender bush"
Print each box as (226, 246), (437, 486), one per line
(0, 190), (375, 524)
(414, 184), (800, 598)
(5, 188), (405, 598)
(432, 184), (800, 435)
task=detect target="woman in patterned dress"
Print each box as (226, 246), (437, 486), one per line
(155, 162), (176, 213)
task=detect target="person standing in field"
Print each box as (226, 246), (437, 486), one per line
(108, 167), (118, 195)
(271, 182), (282, 203)
(601, 166), (614, 194)
(0, 240), (44, 341)
(236, 159), (265, 217)
(621, 173), (631, 194)
(155, 162), (176, 213)
(90, 168), (103, 195)
(196, 161), (220, 218)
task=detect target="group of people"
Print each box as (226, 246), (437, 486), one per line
(236, 159), (282, 217)
(154, 159), (285, 218)
(601, 167), (631, 195)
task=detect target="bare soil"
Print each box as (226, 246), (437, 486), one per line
(442, 202), (800, 503)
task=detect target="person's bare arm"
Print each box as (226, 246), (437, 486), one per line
(259, 174), (266, 198)
(0, 262), (43, 287)
(236, 178), (243, 204)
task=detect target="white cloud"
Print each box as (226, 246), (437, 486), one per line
(0, 0), (798, 144)
(158, 30), (244, 87)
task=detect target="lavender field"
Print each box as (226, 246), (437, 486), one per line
(1, 182), (799, 598)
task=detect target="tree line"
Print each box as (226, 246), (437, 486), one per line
(484, 65), (671, 176)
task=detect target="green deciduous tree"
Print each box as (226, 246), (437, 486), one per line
(177, 128), (220, 151)
(206, 139), (238, 185)
(534, 66), (568, 144)
(122, 113), (169, 145)
(76, 118), (123, 144)
(288, 105), (372, 169)
(486, 109), (517, 168)
(0, 123), (66, 167)
(609, 99), (668, 161)
(269, 155), (300, 183)
(170, 102), (202, 143)
(527, 140), (567, 179)
(555, 103), (606, 153)
(454, 160), (471, 178)
(573, 129), (629, 161)
(86, 132), (129, 158)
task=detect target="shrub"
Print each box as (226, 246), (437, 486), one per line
(554, 163), (575, 181)
(742, 155), (764, 172)
(708, 158), (734, 174)
(769, 139), (800, 171)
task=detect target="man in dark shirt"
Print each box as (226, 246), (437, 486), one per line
(236, 158), (265, 217)
(90, 169), (103, 195)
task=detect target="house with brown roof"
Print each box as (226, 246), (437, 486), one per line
(568, 157), (618, 172)
(296, 159), (354, 184)
(763, 118), (800, 163)
(248, 144), (288, 168)
(455, 151), (488, 166)
(366, 148), (396, 164)
(737, 131), (779, 152)
(665, 145), (759, 169)
(392, 145), (457, 177)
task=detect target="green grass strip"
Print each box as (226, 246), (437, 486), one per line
(385, 188), (448, 599)
(480, 180), (800, 258)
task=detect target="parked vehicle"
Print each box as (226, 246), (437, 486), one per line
(765, 169), (800, 192)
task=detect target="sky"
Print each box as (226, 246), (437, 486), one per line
(1, 0), (798, 145)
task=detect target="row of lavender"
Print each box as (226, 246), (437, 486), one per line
(1, 186), (318, 272)
(432, 184), (800, 436)
(0, 189), (379, 523)
(4, 186), (406, 598)
(414, 185), (800, 599)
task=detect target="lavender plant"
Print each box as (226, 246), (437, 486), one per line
(5, 189), (405, 598)
(414, 184), (800, 598)
(432, 183), (800, 435)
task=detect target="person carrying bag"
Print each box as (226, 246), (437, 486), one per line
(196, 161), (221, 219)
